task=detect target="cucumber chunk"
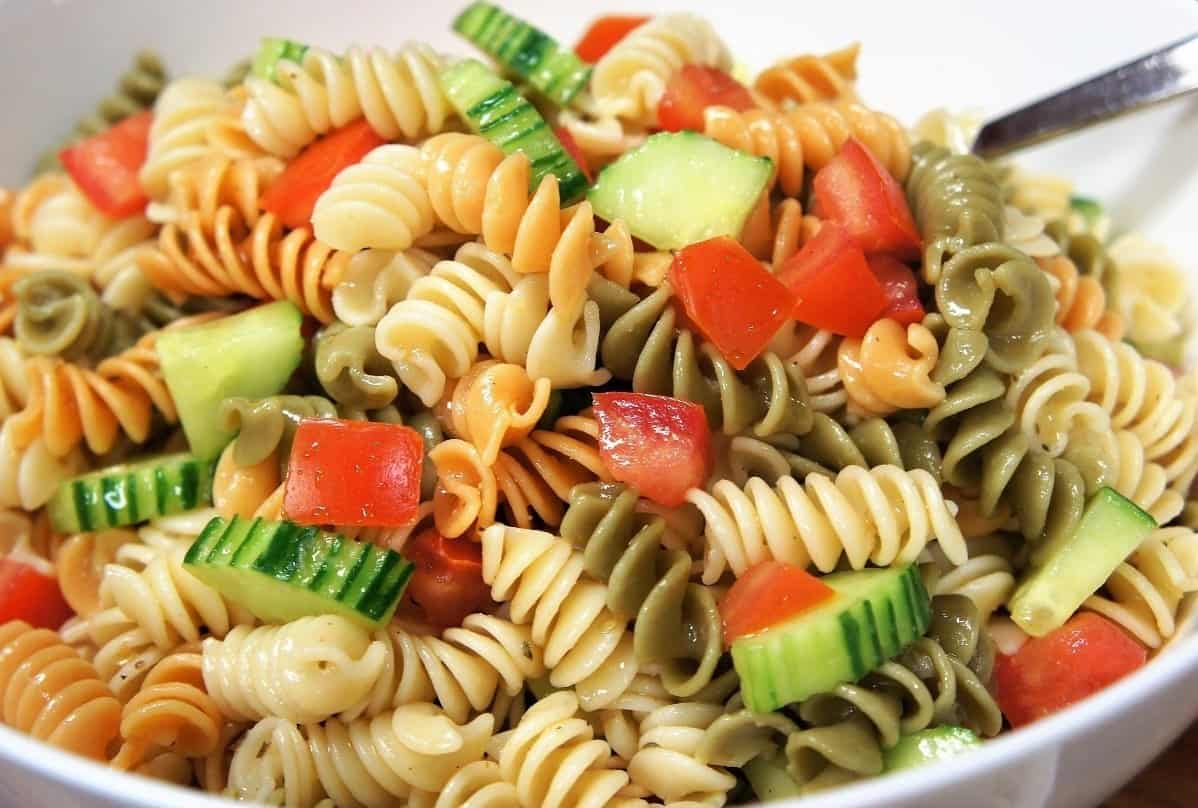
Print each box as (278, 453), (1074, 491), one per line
(732, 565), (931, 713)
(439, 59), (588, 204)
(883, 726), (982, 772)
(1068, 195), (1104, 227)
(158, 301), (304, 459)
(744, 750), (803, 800)
(1009, 487), (1155, 637)
(184, 516), (413, 629)
(47, 453), (215, 533)
(453, 2), (592, 107)
(588, 131), (773, 250)
(252, 37), (310, 83)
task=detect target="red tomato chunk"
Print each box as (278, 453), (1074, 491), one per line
(0, 559), (74, 630)
(995, 612), (1147, 728)
(593, 392), (712, 507)
(777, 221), (887, 337)
(59, 110), (153, 219)
(658, 65), (756, 133)
(669, 236), (793, 370)
(575, 15), (651, 63)
(261, 118), (386, 229)
(720, 561), (836, 646)
(284, 419), (423, 527)
(869, 254), (925, 325)
(403, 528), (496, 629)
(813, 138), (921, 260)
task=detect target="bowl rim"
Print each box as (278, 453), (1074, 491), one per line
(0, 624), (1194, 806)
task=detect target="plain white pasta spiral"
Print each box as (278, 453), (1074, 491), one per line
(202, 615), (390, 725)
(1110, 429), (1184, 525)
(140, 78), (227, 199)
(480, 524), (639, 711)
(386, 614), (546, 724)
(626, 702), (737, 805)
(0, 339), (28, 421)
(312, 144), (435, 251)
(227, 704), (493, 808)
(242, 43), (452, 158)
(498, 691), (636, 808)
(331, 247), (438, 326)
(1084, 526), (1198, 648)
(591, 13), (733, 126)
(435, 760), (519, 808)
(686, 465), (967, 584)
(1108, 233), (1191, 347)
(0, 419), (84, 510)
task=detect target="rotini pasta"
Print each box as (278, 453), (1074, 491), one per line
(686, 464), (967, 583)
(242, 43), (453, 158)
(627, 701), (738, 805)
(55, 528), (138, 618)
(753, 44), (860, 107)
(739, 196), (821, 267)
(1038, 254), (1125, 339)
(703, 101), (910, 197)
(439, 359), (552, 466)
(1108, 232), (1192, 351)
(837, 318), (945, 418)
(313, 323), (401, 412)
(139, 78), (230, 200)
(14, 269), (141, 361)
(330, 247), (438, 327)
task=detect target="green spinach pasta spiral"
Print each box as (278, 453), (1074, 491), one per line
(313, 322), (400, 411)
(14, 269), (141, 361)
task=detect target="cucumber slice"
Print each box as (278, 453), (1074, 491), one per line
(731, 565), (931, 714)
(588, 131), (773, 250)
(252, 37), (310, 83)
(883, 726), (982, 772)
(158, 301), (304, 459)
(1068, 195), (1104, 227)
(1009, 487), (1155, 637)
(184, 516), (413, 629)
(439, 59), (587, 204)
(453, 2), (592, 107)
(744, 750), (803, 801)
(47, 453), (215, 533)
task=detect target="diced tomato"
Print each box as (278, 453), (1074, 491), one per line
(260, 118), (385, 230)
(58, 110), (152, 219)
(554, 126), (592, 183)
(812, 138), (922, 260)
(669, 236), (793, 370)
(777, 221), (888, 337)
(720, 561), (836, 646)
(403, 528), (496, 629)
(575, 15), (651, 62)
(0, 559), (74, 630)
(592, 392), (712, 507)
(284, 419), (423, 527)
(658, 65), (756, 133)
(869, 255), (924, 325)
(994, 612), (1147, 729)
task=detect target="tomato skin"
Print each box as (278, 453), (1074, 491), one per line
(575, 15), (650, 62)
(777, 221), (888, 337)
(0, 559), (74, 630)
(403, 528), (496, 629)
(554, 126), (592, 183)
(592, 392), (712, 507)
(720, 561), (836, 646)
(284, 419), (424, 527)
(813, 138), (921, 260)
(658, 65), (756, 133)
(260, 119), (385, 230)
(869, 255), (925, 325)
(59, 110), (152, 219)
(994, 612), (1147, 729)
(669, 236), (794, 370)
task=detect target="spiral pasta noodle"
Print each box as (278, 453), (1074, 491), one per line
(8, 313), (220, 458)
(740, 196), (822, 267)
(796, 412), (944, 480)
(560, 482), (723, 698)
(837, 319), (945, 418)
(703, 101), (910, 197)
(149, 152), (283, 233)
(768, 321), (845, 414)
(0, 620), (122, 760)
(436, 760), (519, 808)
(922, 534), (1017, 619)
(1038, 254), (1125, 339)
(480, 523), (640, 710)
(439, 360), (551, 468)
(1084, 526), (1198, 649)
(227, 704), (492, 808)
(330, 247), (437, 327)
(602, 283), (813, 438)
(753, 43), (860, 107)
(1108, 232), (1191, 351)
(55, 528), (138, 618)
(0, 419), (86, 509)
(1108, 429), (1184, 525)
(140, 78), (233, 200)
(111, 645), (223, 773)
(220, 394), (341, 468)
(313, 324), (401, 412)
(14, 269), (141, 361)
(242, 42), (453, 158)
(497, 690), (636, 808)
(627, 701), (738, 805)
(686, 464), (967, 584)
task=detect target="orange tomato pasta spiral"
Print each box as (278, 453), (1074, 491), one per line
(55, 528), (139, 618)
(149, 153), (284, 232)
(838, 319), (945, 418)
(0, 620), (122, 760)
(1038, 254), (1125, 340)
(703, 100), (910, 197)
(438, 359), (553, 466)
(753, 43), (860, 107)
(740, 196), (821, 267)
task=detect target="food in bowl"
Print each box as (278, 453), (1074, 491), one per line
(0, 3), (1195, 806)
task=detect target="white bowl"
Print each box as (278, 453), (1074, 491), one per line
(2, 1), (1197, 806)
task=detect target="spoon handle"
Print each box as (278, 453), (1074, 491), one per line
(973, 33), (1198, 157)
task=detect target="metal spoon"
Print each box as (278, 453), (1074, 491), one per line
(973, 32), (1198, 157)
